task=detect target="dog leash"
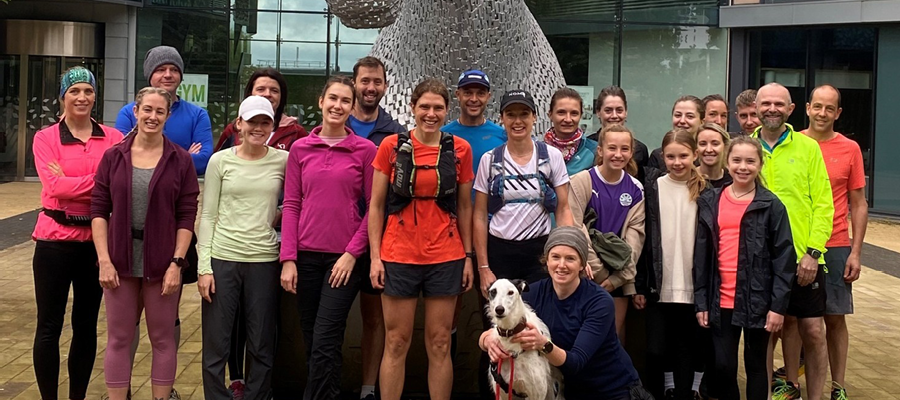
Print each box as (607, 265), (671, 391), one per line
(494, 356), (516, 400)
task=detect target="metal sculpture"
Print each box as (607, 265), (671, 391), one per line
(325, 0), (401, 29)
(329, 0), (567, 132)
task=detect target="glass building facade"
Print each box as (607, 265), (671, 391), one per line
(134, 0), (725, 149)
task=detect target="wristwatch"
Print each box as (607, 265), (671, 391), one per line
(806, 248), (822, 259)
(540, 340), (555, 355)
(170, 257), (189, 268)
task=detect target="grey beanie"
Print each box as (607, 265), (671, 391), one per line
(143, 46), (185, 84)
(543, 226), (590, 268)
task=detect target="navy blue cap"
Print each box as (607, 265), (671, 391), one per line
(457, 69), (491, 89)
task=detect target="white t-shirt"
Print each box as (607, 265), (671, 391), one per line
(474, 141), (570, 241)
(657, 174), (698, 304)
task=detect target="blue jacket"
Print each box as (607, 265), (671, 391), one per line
(361, 107), (407, 147)
(565, 137), (598, 176)
(115, 98), (213, 175)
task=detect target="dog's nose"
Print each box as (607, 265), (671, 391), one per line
(494, 306), (505, 316)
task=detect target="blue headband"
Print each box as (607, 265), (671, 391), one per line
(60, 67), (97, 98)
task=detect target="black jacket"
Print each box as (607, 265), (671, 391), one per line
(693, 185), (796, 329)
(634, 167), (664, 300)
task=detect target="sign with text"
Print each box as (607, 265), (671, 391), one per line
(570, 85), (596, 133)
(177, 74), (208, 108)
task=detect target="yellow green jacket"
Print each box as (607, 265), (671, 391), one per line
(752, 124), (833, 263)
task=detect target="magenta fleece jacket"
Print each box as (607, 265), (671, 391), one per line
(280, 126), (377, 262)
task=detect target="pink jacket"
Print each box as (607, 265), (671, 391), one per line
(32, 119), (124, 242)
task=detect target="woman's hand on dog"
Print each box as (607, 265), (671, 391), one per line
(483, 331), (511, 363)
(511, 322), (548, 352)
(479, 267), (497, 299)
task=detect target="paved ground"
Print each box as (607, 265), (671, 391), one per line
(1, 182), (899, 400)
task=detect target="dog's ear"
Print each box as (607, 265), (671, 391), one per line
(511, 279), (529, 293)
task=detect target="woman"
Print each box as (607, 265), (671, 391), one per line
(697, 123), (733, 188)
(693, 137), (795, 400)
(589, 86), (649, 168)
(213, 68), (303, 399)
(479, 226), (647, 400)
(91, 87), (199, 400)
(197, 95), (287, 400)
(31, 67), (123, 400)
(634, 129), (708, 400)
(701, 94), (729, 129)
(368, 78), (475, 400)
(215, 68), (308, 152)
(544, 87), (597, 175)
(569, 124), (644, 343)
(474, 89), (574, 298)
(279, 76), (377, 400)
(648, 96), (704, 171)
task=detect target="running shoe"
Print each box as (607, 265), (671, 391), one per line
(772, 381), (802, 400)
(831, 382), (849, 400)
(168, 388), (181, 400)
(664, 389), (677, 400)
(229, 381), (246, 400)
(773, 355), (806, 383)
(693, 390), (704, 400)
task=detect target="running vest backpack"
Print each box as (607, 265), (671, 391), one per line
(386, 131), (459, 216)
(486, 141), (558, 215)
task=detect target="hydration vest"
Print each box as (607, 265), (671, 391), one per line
(486, 141), (558, 215)
(386, 131), (459, 216)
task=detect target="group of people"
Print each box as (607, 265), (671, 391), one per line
(31, 44), (867, 400)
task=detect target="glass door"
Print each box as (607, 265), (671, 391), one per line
(0, 56), (20, 180)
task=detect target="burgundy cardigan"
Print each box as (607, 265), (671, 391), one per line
(91, 133), (199, 281)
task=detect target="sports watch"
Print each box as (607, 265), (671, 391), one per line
(540, 340), (555, 355)
(806, 248), (822, 259)
(171, 257), (189, 268)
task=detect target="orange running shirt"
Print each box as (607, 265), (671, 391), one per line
(816, 134), (865, 248)
(373, 131), (474, 265)
(717, 187), (752, 309)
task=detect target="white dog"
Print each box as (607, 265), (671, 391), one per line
(487, 279), (564, 400)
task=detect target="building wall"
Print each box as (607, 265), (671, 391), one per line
(0, 0), (137, 127)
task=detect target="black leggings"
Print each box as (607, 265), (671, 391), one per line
(32, 240), (103, 400)
(646, 302), (709, 398)
(712, 309), (771, 400)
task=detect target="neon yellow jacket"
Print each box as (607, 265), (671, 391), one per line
(753, 124), (834, 263)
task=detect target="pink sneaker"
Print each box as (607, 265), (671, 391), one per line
(229, 381), (245, 400)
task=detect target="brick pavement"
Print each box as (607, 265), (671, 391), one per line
(1, 182), (899, 400)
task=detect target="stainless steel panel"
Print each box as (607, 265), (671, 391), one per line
(0, 20), (104, 58)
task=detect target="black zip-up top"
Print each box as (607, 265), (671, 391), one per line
(692, 184), (796, 329)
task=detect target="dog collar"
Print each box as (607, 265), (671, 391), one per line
(496, 318), (528, 338)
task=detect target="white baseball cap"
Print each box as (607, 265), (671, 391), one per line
(238, 95), (274, 121)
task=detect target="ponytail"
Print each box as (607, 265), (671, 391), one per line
(661, 128), (706, 201)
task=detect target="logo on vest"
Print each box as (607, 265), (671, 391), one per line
(619, 193), (633, 207)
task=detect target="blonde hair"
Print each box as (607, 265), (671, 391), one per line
(661, 129), (706, 201)
(135, 87), (173, 111)
(594, 123), (638, 177)
(726, 136), (767, 188)
(697, 123), (731, 171)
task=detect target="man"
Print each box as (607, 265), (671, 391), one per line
(112, 45), (213, 400)
(802, 85), (867, 400)
(348, 56), (406, 400)
(348, 56), (406, 147)
(733, 89), (761, 137)
(702, 93), (729, 129)
(115, 45), (213, 175)
(753, 83), (834, 400)
(442, 69), (506, 175)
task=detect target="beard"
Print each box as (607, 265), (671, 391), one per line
(356, 91), (382, 112)
(761, 113), (786, 130)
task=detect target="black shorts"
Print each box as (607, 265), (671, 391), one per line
(786, 263), (827, 319)
(383, 259), (465, 298)
(356, 252), (383, 296)
(487, 234), (548, 283)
